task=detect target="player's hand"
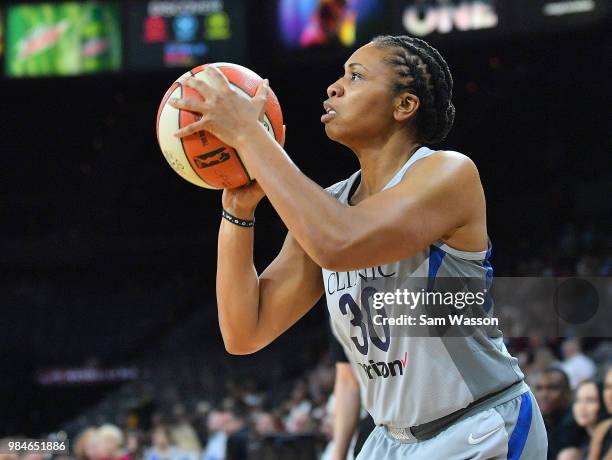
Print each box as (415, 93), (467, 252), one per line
(222, 180), (266, 220)
(169, 66), (270, 147)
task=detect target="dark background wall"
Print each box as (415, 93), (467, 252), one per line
(1, 3), (610, 436)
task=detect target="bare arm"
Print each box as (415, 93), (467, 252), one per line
(216, 207), (324, 354)
(173, 70), (485, 272)
(331, 362), (361, 460)
(234, 124), (484, 271)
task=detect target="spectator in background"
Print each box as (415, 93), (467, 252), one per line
(588, 368), (612, 460)
(253, 411), (282, 436)
(74, 427), (101, 460)
(202, 410), (229, 460)
(284, 380), (312, 433)
(0, 438), (19, 460)
(559, 380), (607, 460)
(150, 413), (165, 431)
(286, 411), (315, 434)
(193, 401), (212, 448)
(86, 428), (105, 460)
(535, 368), (587, 460)
(561, 339), (597, 389)
(145, 425), (186, 460)
(125, 430), (143, 460)
(524, 346), (558, 384)
(98, 424), (132, 460)
(169, 403), (201, 456)
(602, 368), (612, 417)
(307, 354), (335, 409)
(250, 411), (283, 460)
(225, 406), (249, 460)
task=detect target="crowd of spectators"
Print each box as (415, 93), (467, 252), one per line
(65, 356), (338, 460)
(2, 223), (609, 460)
(2, 338), (607, 460)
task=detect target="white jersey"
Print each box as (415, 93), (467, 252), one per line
(322, 146), (524, 428)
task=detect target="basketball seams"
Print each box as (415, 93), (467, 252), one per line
(191, 66), (270, 184)
(158, 84), (213, 188)
(179, 81), (249, 188)
(230, 83), (279, 143)
(156, 81), (179, 145)
(232, 147), (252, 183)
(176, 82), (215, 189)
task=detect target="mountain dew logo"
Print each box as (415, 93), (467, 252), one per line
(7, 3), (121, 77)
(17, 20), (70, 59)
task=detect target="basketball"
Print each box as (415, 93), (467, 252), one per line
(156, 63), (284, 189)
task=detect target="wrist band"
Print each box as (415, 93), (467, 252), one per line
(222, 209), (255, 227)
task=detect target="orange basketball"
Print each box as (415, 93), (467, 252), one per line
(156, 63), (284, 189)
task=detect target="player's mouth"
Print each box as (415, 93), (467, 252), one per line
(321, 101), (337, 123)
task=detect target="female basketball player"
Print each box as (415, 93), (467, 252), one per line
(169, 35), (548, 459)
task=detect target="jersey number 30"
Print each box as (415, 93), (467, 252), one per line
(338, 286), (390, 355)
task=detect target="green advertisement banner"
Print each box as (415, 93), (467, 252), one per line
(6, 2), (122, 77)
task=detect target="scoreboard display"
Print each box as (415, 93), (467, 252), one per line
(125, 0), (246, 70)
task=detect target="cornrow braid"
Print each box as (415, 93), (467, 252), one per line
(372, 35), (455, 144)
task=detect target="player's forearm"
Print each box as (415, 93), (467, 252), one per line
(216, 220), (260, 353)
(332, 376), (361, 458)
(235, 124), (349, 267)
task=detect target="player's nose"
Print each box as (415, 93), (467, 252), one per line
(327, 81), (344, 98)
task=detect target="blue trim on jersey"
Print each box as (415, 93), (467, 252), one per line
(427, 245), (447, 291)
(507, 392), (533, 460)
(483, 246), (494, 313)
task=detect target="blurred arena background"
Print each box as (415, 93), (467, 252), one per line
(1, 0), (610, 459)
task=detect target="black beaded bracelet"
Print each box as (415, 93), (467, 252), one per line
(222, 209), (255, 227)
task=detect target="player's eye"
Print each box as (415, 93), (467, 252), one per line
(350, 72), (362, 81)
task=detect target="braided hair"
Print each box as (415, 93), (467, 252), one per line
(372, 35), (455, 144)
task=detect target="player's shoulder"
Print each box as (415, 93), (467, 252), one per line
(427, 149), (477, 168)
(414, 149), (480, 178)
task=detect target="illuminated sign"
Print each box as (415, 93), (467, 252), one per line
(543, 0), (596, 16)
(5, 2), (122, 78)
(125, 0), (245, 70)
(401, 1), (498, 37)
(392, 0), (608, 41)
(513, 0), (607, 33)
(0, 8), (3, 57)
(278, 0), (386, 50)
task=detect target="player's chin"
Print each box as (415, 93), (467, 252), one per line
(324, 126), (354, 149)
(323, 122), (343, 141)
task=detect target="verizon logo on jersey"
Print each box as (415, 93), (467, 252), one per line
(358, 352), (408, 380)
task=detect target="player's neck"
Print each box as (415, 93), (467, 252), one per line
(352, 134), (421, 201)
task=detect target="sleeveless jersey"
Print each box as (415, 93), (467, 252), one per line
(322, 146), (524, 427)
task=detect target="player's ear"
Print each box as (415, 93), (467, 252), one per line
(393, 92), (419, 123)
